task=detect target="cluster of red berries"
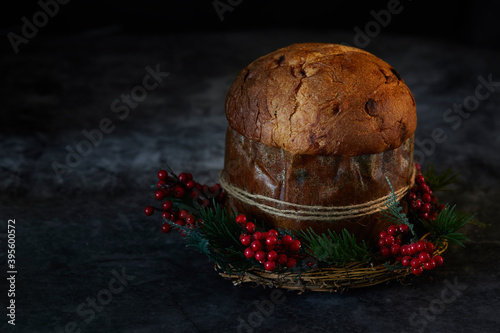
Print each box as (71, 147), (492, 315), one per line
(144, 169), (225, 234)
(399, 240), (444, 275)
(378, 224), (443, 275)
(236, 214), (301, 271)
(378, 223), (410, 257)
(408, 164), (445, 221)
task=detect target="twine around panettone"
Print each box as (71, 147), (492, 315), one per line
(220, 168), (415, 222)
(217, 235), (448, 293)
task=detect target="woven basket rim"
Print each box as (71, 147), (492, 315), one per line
(217, 239), (448, 293)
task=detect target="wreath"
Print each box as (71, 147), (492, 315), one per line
(143, 163), (474, 292)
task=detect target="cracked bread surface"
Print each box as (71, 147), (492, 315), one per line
(225, 43), (417, 156)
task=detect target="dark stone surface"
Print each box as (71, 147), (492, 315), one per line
(1, 29), (500, 332)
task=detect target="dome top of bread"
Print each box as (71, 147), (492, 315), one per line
(225, 43), (417, 156)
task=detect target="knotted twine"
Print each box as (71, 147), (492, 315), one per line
(219, 168), (415, 221)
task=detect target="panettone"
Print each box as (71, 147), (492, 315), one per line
(221, 43), (417, 245)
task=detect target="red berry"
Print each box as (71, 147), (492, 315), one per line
(384, 235), (395, 246)
(391, 244), (401, 256)
(278, 254), (288, 265)
(255, 250), (266, 262)
(235, 214), (247, 225)
(415, 163), (422, 171)
(264, 261), (276, 271)
(401, 256), (412, 267)
(380, 247), (390, 257)
(408, 192), (417, 201)
(162, 211), (171, 220)
(186, 180), (196, 190)
(240, 235), (251, 246)
(174, 186), (186, 198)
(267, 250), (278, 262)
(408, 243), (418, 255)
(251, 240), (262, 251)
(399, 224), (409, 234)
(186, 173), (193, 181)
(419, 252), (431, 263)
(161, 223), (171, 233)
(420, 184), (431, 194)
(411, 200), (422, 210)
(185, 215), (195, 225)
(261, 232), (269, 240)
(429, 212), (437, 221)
(410, 258), (421, 269)
(144, 206), (154, 216)
(379, 231), (388, 239)
(158, 170), (168, 180)
(268, 229), (279, 238)
(424, 260), (436, 270)
(266, 236), (278, 247)
(426, 242), (435, 254)
(437, 204), (446, 212)
(433, 255), (444, 267)
(162, 201), (173, 211)
(419, 212), (429, 219)
(378, 239), (386, 247)
(190, 190), (199, 200)
(239, 233), (247, 241)
(154, 190), (164, 200)
(178, 173), (189, 184)
(157, 180), (167, 188)
(416, 241), (427, 252)
(252, 231), (262, 241)
(211, 184), (222, 194)
(286, 257), (297, 268)
(400, 245), (409, 256)
(290, 240), (301, 252)
(245, 222), (256, 233)
(388, 225), (399, 236)
(415, 174), (425, 184)
(282, 235), (293, 247)
(412, 266), (424, 275)
(421, 203), (431, 213)
(177, 210), (187, 220)
(422, 193), (431, 203)
(175, 219), (185, 227)
(244, 247), (255, 259)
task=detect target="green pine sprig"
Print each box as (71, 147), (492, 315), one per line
(421, 204), (474, 247)
(380, 177), (416, 240)
(184, 203), (250, 274)
(423, 164), (458, 192)
(299, 228), (371, 265)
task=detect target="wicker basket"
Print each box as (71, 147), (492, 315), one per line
(218, 239), (448, 293)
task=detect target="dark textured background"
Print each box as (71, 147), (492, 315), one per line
(1, 1), (500, 332)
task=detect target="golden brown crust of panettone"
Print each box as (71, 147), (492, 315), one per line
(225, 43), (417, 156)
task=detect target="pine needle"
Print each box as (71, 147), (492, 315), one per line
(299, 228), (370, 265)
(380, 176), (416, 240)
(188, 204), (250, 274)
(423, 164), (458, 192)
(422, 205), (474, 247)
